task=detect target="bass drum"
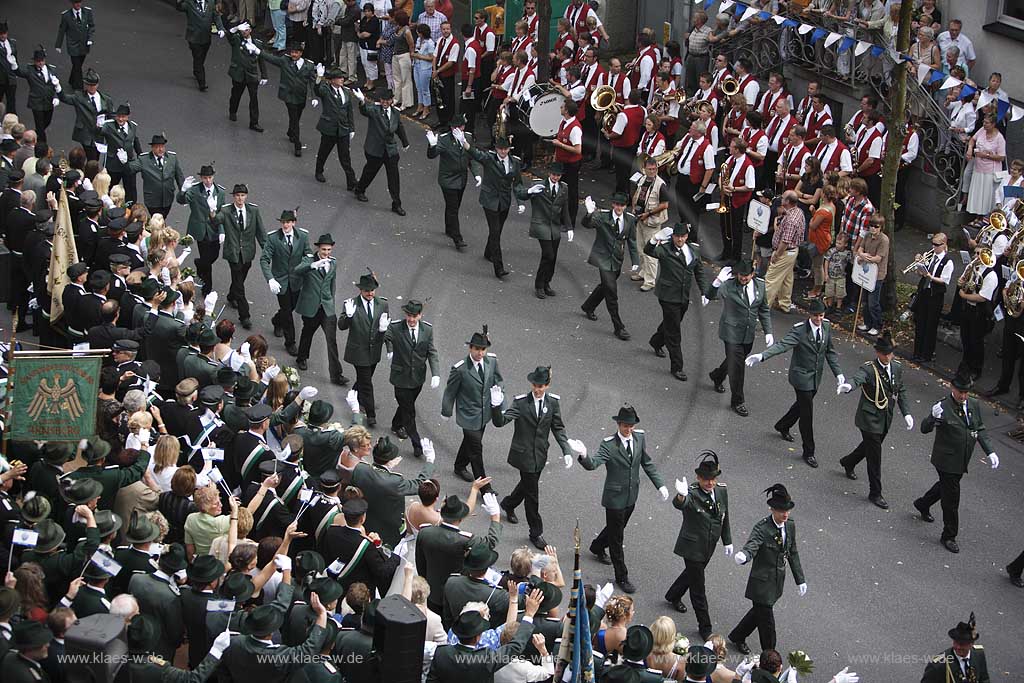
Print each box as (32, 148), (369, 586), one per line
(515, 84), (565, 138)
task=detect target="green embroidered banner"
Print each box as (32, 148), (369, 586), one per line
(10, 355), (101, 441)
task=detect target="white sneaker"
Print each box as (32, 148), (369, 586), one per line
(867, 328), (879, 336)
(857, 323), (868, 331)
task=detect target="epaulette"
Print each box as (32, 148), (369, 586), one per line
(931, 654), (945, 663)
(755, 276), (765, 282)
(823, 317), (831, 323)
(602, 435), (614, 441)
(166, 151), (177, 155)
(268, 229), (280, 235)
(625, 211), (636, 218)
(486, 352), (497, 357)
(104, 464), (119, 469)
(646, 669), (662, 675)
(633, 428), (644, 433)
(62, 9), (71, 14)
(298, 227), (309, 233)
(716, 482), (727, 487)
(892, 359), (902, 366)
(249, 202), (259, 207)
(862, 361), (873, 366)
(221, 203), (232, 208)
(973, 644), (984, 650)
(458, 530), (472, 537)
(793, 321), (803, 327)
(215, 183), (225, 190)
(600, 208), (612, 214)
(514, 394), (527, 400)
(545, 616), (560, 622)
(140, 152), (152, 157)
(422, 320), (432, 326)
(511, 155), (522, 162)
(323, 662), (337, 674)
(453, 359), (465, 368)
(548, 393), (560, 399)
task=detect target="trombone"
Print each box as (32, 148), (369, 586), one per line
(902, 249), (936, 275)
(716, 161), (731, 214)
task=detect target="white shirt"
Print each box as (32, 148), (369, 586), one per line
(926, 251), (955, 286)
(497, 153), (511, 174)
(611, 211), (625, 233)
(937, 31), (976, 63)
(233, 203), (247, 226)
(774, 520), (786, 544)
(407, 324), (419, 342)
(976, 269), (999, 303)
(509, 67), (536, 100)
(559, 117), (583, 146)
(815, 140), (854, 172)
(901, 130), (920, 164)
(740, 77), (760, 107)
(677, 243), (694, 265)
(729, 155), (756, 191)
(878, 361), (892, 384)
(534, 395), (545, 418)
(766, 114), (792, 153)
(743, 279), (756, 305)
(677, 135), (715, 177)
(436, 36), (460, 65)
(954, 653), (972, 677)
(617, 433), (634, 454)
(637, 50), (657, 90)
(809, 320), (823, 343)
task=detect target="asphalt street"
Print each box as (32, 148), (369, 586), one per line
(3, 1), (1023, 678)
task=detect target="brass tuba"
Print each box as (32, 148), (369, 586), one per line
(719, 75), (740, 97)
(1002, 261), (1024, 318)
(976, 210), (1009, 249)
(591, 84), (622, 133)
(958, 248), (995, 295)
(650, 89), (687, 118)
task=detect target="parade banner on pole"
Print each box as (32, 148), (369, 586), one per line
(48, 186), (79, 324)
(9, 353), (101, 441)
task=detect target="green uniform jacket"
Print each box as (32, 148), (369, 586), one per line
(213, 202), (267, 264)
(333, 628), (374, 682)
(117, 651), (220, 683)
(129, 572), (185, 660)
(294, 254), (337, 318)
(921, 646), (989, 683)
(176, 182), (228, 243)
(849, 359), (910, 435)
(582, 209), (639, 272)
(180, 587), (219, 669)
(739, 516), (805, 606)
(349, 460), (435, 548)
(643, 240), (708, 304)
(313, 82), (356, 137)
(358, 100), (409, 158)
(56, 90), (113, 147)
(226, 32), (268, 84)
(491, 392), (571, 473)
(761, 319), (842, 392)
(426, 619), (533, 683)
(427, 132), (478, 191)
(1, 651), (51, 683)
(67, 451), (150, 510)
(384, 320), (440, 389)
(111, 545), (158, 595)
(922, 395), (994, 475)
(127, 152), (185, 210)
(467, 147), (523, 212)
(71, 583), (111, 618)
(672, 482), (732, 563)
(26, 460), (65, 520)
(441, 353), (502, 431)
(515, 180), (571, 241)
(23, 526), (100, 601)
(177, 0), (224, 46)
(261, 51), (316, 104)
(99, 119), (142, 175)
(415, 521), (501, 605)
(260, 228), (312, 294)
(220, 625), (327, 683)
(706, 276), (773, 345)
(182, 352), (221, 389)
(337, 295), (389, 366)
(55, 7), (96, 56)
(14, 63), (59, 111)
(578, 431), (665, 510)
(442, 575), (509, 630)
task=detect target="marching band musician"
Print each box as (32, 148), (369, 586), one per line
(844, 94), (878, 145)
(802, 93), (833, 148)
(957, 245), (999, 381)
(605, 90), (646, 195)
(794, 80), (826, 124)
(504, 52), (536, 169)
(651, 71), (682, 148)
(911, 232), (954, 363)
(639, 115), (667, 160)
(854, 111), (885, 206)
(551, 17), (575, 66)
(893, 113), (921, 232)
(673, 120), (715, 242)
(550, 99), (584, 229)
(596, 57), (631, 170)
(634, 33), (659, 102)
(565, 0), (608, 54)
(509, 19), (533, 58)
(722, 94), (748, 151)
(734, 58), (759, 107)
(720, 138), (756, 264)
(551, 45), (574, 85)
(755, 73), (792, 123)
(578, 47), (606, 161)
(693, 72), (720, 116)
(812, 124), (854, 177)
(473, 10), (497, 97)
(777, 126), (810, 193)
(696, 102), (720, 154)
(485, 50), (515, 145)
(433, 20), (460, 126)
(521, 0), (539, 40)
(764, 100), (796, 190)
(708, 53), (732, 99)
(459, 24), (483, 136)
(741, 111), (768, 188)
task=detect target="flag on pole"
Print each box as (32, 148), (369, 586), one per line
(12, 528), (39, 547)
(88, 550), (122, 577)
(557, 522), (594, 682)
(48, 185), (80, 324)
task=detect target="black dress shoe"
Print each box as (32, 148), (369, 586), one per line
(710, 372), (725, 393)
(412, 448), (424, 458)
(914, 499), (934, 522)
(355, 192), (369, 202)
(591, 548), (612, 565)
(733, 404), (749, 417)
(529, 535), (547, 551)
(943, 538), (960, 554)
(614, 328), (631, 341)
(392, 206), (407, 216)
(495, 269), (509, 279)
(699, 628), (713, 642)
(296, 358), (308, 370)
(294, 147), (302, 157)
(240, 318), (252, 330)
(315, 173), (327, 183)
(250, 124), (264, 132)
(199, 84), (208, 92)
(543, 286), (556, 297)
(285, 343), (298, 356)
(273, 325), (283, 338)
(844, 467), (858, 480)
(668, 370), (686, 382)
(776, 427), (795, 442)
(454, 468), (474, 483)
(229, 112), (238, 121)
(331, 376), (350, 387)
(367, 417), (377, 428)
(455, 241), (467, 252)
(581, 307), (598, 321)
(869, 495), (889, 510)
(666, 599), (688, 613)
(729, 638), (751, 655)
(803, 454), (818, 468)
(500, 500), (518, 524)
(534, 289), (546, 299)
(1007, 568), (1024, 587)
(392, 426), (408, 440)
(650, 342), (666, 358)
(617, 579), (636, 594)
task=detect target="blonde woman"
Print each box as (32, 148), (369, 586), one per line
(125, 411), (154, 453)
(595, 594), (634, 655)
(707, 634), (738, 683)
(2, 113), (18, 136)
(264, 372), (290, 410)
(150, 435), (181, 493)
(108, 184), (126, 209)
(93, 169), (113, 207)
(647, 615), (686, 681)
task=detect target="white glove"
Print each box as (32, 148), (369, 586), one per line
(659, 486), (669, 501)
(655, 227), (673, 241)
(736, 660), (756, 679)
(675, 478), (688, 496)
(425, 130), (438, 146)
(387, 351), (393, 361)
(630, 265), (640, 272)
(261, 365), (281, 383)
(837, 382), (852, 394)
(797, 582), (808, 597)
(527, 183), (545, 195)
(298, 386), (318, 401)
(764, 334), (774, 348)
(268, 278), (282, 295)
(316, 63), (325, 78)
(734, 551), (748, 565)
(745, 353), (762, 367)
(421, 438), (436, 463)
(584, 195), (596, 214)
(489, 385), (504, 407)
(474, 175), (482, 187)
(785, 669), (798, 683)
(219, 233), (226, 245)
(52, 97), (59, 108)
(274, 554), (293, 571)
(402, 145), (410, 152)
(712, 266), (733, 287)
(724, 544), (734, 556)
(481, 492), (500, 516)
(179, 246), (193, 263)
(203, 291), (217, 311)
(209, 631), (232, 659)
(345, 389), (359, 413)
(218, 30), (225, 38)
(832, 667), (859, 683)
(343, 298), (357, 317)
(238, 342), (252, 365)
(313, 259), (330, 270)
(517, 204), (525, 214)
(567, 438), (586, 458)
(430, 376), (440, 389)
(594, 582), (614, 608)
(701, 295), (710, 307)
(229, 25), (239, 34)
(87, 40), (93, 46)
(931, 401), (943, 419)
(378, 313), (389, 332)
(905, 414), (914, 430)
(989, 452), (999, 469)
(350, 131), (355, 140)
(563, 453), (573, 469)
(182, 175), (197, 190)
(95, 114), (106, 127)
(116, 149), (128, 163)
(354, 88), (366, 102)
(567, 230), (574, 242)
(311, 98), (319, 108)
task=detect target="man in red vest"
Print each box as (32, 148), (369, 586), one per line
(854, 111), (885, 207)
(674, 120), (716, 243)
(802, 93), (833, 148)
(811, 125), (853, 177)
(552, 100), (584, 228)
(604, 90), (645, 194)
(473, 10), (497, 100)
(578, 47), (606, 161)
(460, 24), (483, 136)
(776, 126), (809, 193)
(720, 138), (756, 263)
(433, 20), (461, 126)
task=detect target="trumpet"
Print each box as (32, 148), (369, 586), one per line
(1002, 260), (1024, 318)
(591, 84), (622, 133)
(683, 96), (710, 119)
(650, 89), (687, 118)
(717, 161), (731, 214)
(719, 75), (740, 97)
(902, 249), (936, 275)
(958, 248), (995, 294)
(844, 122), (857, 142)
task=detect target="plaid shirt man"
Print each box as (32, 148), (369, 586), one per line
(841, 194), (874, 241)
(773, 204), (806, 250)
(417, 9), (448, 41)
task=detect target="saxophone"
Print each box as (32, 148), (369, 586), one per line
(493, 105), (507, 140)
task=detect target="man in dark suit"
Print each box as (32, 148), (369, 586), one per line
(54, 0), (95, 91)
(384, 299), (440, 454)
(225, 21), (268, 132)
(261, 209), (311, 356)
(352, 88), (410, 215)
(126, 134), (185, 218)
(914, 374), (999, 554)
(86, 304), (142, 354)
(295, 234), (347, 385)
(143, 288), (188, 394)
(580, 192), (640, 341)
(15, 47), (59, 143)
(464, 136), (523, 279)
(176, 0), (225, 91)
(261, 41), (316, 156)
(176, 164), (226, 295)
(0, 21), (18, 115)
(490, 366), (573, 550)
(442, 326), (502, 482)
(337, 272), (389, 427)
(56, 68), (112, 161)
(320, 497), (400, 595)
(312, 67), (357, 187)
(4, 181), (35, 329)
(99, 103), (141, 202)
(577, 404), (668, 593)
(426, 114), (477, 251)
(75, 195), (102, 266)
(516, 162), (572, 299)
(212, 183), (267, 330)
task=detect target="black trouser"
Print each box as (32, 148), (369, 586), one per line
(108, 169), (137, 204)
(776, 388), (817, 458)
(913, 286), (945, 360)
(1, 82), (16, 115)
(918, 470), (963, 541)
(894, 166), (910, 230)
(315, 134), (357, 187)
(272, 288), (300, 345)
(355, 153), (401, 207)
(461, 84), (480, 134)
(582, 268), (625, 332)
(484, 96), (500, 146)
(582, 109), (599, 160)
(958, 303), (988, 378)
(285, 102), (305, 146)
(729, 602), (776, 651)
(454, 426), (486, 477)
(865, 173), (882, 208)
(710, 341), (753, 406)
(437, 75), (456, 124)
(84, 144), (100, 162)
(591, 504), (635, 582)
(393, 385), (423, 450)
(353, 363), (378, 419)
(840, 429), (886, 498)
(721, 203), (747, 262)
(1007, 548), (1024, 578)
(665, 557), (712, 632)
(9, 253), (28, 326)
(535, 238), (561, 291)
(562, 160), (580, 227)
(69, 54), (86, 92)
(297, 307), (342, 379)
(761, 152), (778, 190)
(227, 260), (252, 322)
(684, 54), (708, 91)
(287, 19), (307, 45)
(195, 239), (220, 296)
(504, 470), (543, 537)
(441, 187), (465, 244)
(32, 109), (54, 143)
(650, 300), (688, 373)
(189, 41), (212, 87)
(513, 118), (535, 169)
(229, 79), (260, 125)
(611, 145), (632, 194)
(996, 316), (1024, 396)
(675, 175), (702, 244)
(147, 206), (172, 219)
(483, 207), (508, 274)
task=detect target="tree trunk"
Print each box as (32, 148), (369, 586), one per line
(536, 0), (552, 82)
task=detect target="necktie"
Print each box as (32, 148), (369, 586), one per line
(156, 156), (163, 169)
(477, 363), (485, 382)
(550, 182), (556, 199)
(409, 326), (416, 343)
(744, 285), (751, 306)
(365, 300), (372, 318)
(624, 439), (632, 457)
(616, 216), (622, 234)
(77, 11), (82, 23)
(536, 399), (542, 419)
(963, 402), (970, 427)
(815, 328), (822, 346)
(236, 208), (244, 229)
(122, 124), (128, 136)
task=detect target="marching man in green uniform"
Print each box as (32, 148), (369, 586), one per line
(129, 543), (188, 661)
(704, 259), (773, 417)
(55, 67), (111, 161)
(352, 87), (410, 215)
(426, 113), (478, 251)
(294, 233), (348, 385)
(338, 271), (390, 427)
(127, 133), (184, 218)
(838, 331), (912, 510)
(489, 366), (573, 550)
(575, 404), (668, 594)
(745, 298), (845, 468)
(213, 183), (267, 330)
(384, 300), (440, 457)
(644, 222), (708, 381)
(312, 67), (357, 188)
(462, 135), (525, 279)
(224, 20), (268, 132)
(914, 374), (999, 554)
(176, 0), (225, 91)
(921, 613), (991, 683)
(54, 0), (96, 91)
(580, 192), (640, 340)
(517, 161), (572, 299)
(14, 47), (60, 144)
(728, 483), (806, 655)
(261, 208), (310, 356)
(261, 41), (317, 156)
(664, 451), (732, 641)
(442, 326), (503, 485)
(177, 164), (227, 296)
(99, 103), (142, 202)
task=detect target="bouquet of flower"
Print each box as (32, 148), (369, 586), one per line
(179, 234), (194, 246)
(672, 634), (690, 657)
(282, 366), (300, 387)
(787, 651), (814, 676)
(180, 266), (196, 280)
(324, 422), (346, 433)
